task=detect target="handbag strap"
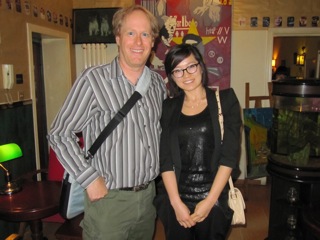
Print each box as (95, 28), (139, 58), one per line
(214, 89), (235, 191)
(85, 91), (142, 159)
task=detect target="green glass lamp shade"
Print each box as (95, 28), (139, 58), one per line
(0, 143), (22, 194)
(0, 143), (22, 163)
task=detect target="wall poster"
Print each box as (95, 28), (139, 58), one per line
(135, 0), (232, 90)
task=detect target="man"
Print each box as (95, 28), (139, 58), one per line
(48, 5), (167, 240)
(272, 65), (289, 80)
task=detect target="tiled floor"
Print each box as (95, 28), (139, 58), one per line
(21, 180), (270, 240)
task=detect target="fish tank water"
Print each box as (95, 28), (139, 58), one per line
(269, 79), (320, 167)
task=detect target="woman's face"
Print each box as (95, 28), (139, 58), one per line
(171, 54), (203, 93)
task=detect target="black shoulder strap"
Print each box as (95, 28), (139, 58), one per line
(85, 91), (142, 159)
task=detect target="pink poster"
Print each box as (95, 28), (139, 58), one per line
(136, 0), (232, 89)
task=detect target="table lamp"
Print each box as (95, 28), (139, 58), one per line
(0, 143), (23, 195)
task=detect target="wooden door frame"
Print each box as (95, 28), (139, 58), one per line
(26, 23), (72, 170)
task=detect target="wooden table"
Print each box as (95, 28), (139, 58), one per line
(0, 181), (60, 240)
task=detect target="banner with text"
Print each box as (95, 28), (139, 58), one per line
(136, 0), (232, 89)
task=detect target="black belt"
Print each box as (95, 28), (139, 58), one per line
(119, 182), (150, 192)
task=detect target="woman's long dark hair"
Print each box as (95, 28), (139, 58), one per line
(164, 44), (209, 97)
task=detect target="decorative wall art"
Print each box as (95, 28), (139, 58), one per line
(135, 0), (232, 90)
(243, 108), (273, 179)
(312, 16), (319, 27)
(262, 17), (270, 27)
(72, 8), (119, 44)
(287, 16), (294, 27)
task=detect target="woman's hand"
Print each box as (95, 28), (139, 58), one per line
(161, 171), (195, 227)
(172, 201), (196, 228)
(190, 198), (214, 223)
(86, 176), (108, 202)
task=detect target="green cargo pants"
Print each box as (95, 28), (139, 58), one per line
(81, 181), (156, 240)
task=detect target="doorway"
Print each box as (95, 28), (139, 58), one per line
(32, 33), (49, 168)
(27, 23), (72, 170)
(268, 28), (320, 80)
(273, 36), (320, 79)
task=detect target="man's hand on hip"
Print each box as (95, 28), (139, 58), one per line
(86, 176), (108, 202)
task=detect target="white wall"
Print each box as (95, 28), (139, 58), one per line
(43, 39), (72, 129)
(231, 30), (272, 179)
(231, 30), (272, 102)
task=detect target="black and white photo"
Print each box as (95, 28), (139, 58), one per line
(72, 8), (119, 44)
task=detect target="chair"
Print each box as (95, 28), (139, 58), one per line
(245, 82), (273, 108)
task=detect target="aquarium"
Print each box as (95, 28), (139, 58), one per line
(270, 79), (320, 167)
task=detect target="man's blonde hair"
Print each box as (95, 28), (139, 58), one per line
(112, 5), (160, 39)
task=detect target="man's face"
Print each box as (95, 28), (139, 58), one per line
(116, 10), (154, 70)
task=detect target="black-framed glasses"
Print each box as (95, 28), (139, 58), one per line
(171, 63), (199, 78)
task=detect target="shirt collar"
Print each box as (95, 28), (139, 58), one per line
(110, 56), (123, 80)
(110, 57), (151, 97)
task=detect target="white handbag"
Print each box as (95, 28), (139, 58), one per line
(228, 176), (246, 225)
(215, 89), (246, 225)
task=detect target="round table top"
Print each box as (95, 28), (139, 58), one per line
(0, 181), (60, 222)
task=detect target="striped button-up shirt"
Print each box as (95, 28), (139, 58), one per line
(48, 57), (167, 189)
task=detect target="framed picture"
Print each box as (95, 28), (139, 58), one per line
(243, 108), (273, 179)
(72, 8), (119, 44)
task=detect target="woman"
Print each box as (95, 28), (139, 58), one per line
(154, 44), (242, 240)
